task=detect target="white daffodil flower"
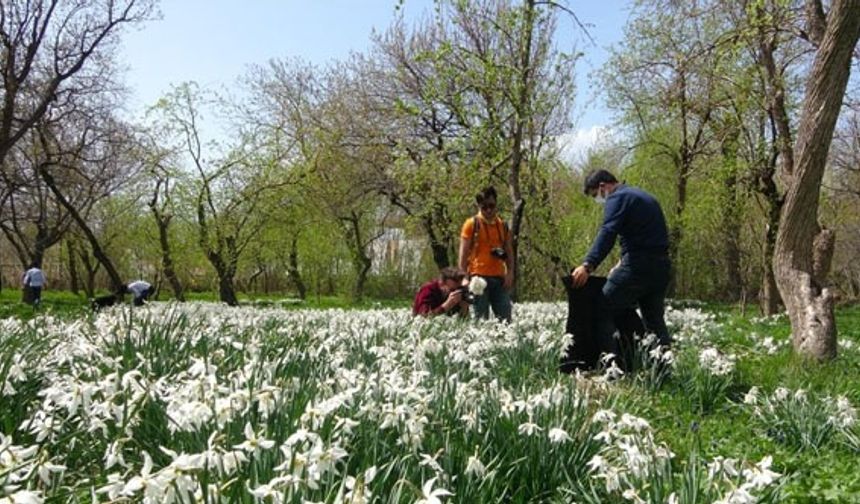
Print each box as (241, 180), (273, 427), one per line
(416, 477), (454, 504)
(548, 427), (572, 444)
(234, 422), (275, 455)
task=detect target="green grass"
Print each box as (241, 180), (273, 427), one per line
(0, 288), (410, 320)
(620, 305), (860, 503)
(0, 288), (90, 319)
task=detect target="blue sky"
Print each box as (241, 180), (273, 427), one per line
(119, 1), (632, 156)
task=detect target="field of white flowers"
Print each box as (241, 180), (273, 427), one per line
(1, 302), (858, 503)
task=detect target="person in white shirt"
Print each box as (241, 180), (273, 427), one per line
(22, 263), (46, 306)
(126, 280), (153, 306)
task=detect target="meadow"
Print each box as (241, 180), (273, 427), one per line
(1, 298), (859, 503)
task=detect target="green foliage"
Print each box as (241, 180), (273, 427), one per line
(7, 0), (860, 312)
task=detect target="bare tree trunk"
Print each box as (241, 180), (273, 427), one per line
(715, 125), (743, 301)
(76, 244), (99, 298)
(67, 240), (79, 295)
(774, 0), (860, 360)
(506, 0), (536, 303)
(38, 165), (125, 293)
(720, 166), (743, 301)
(287, 235), (307, 299)
(760, 258), (780, 315)
(248, 265), (265, 292)
(755, 6), (793, 316)
(196, 185), (241, 306)
(217, 271), (238, 306)
(668, 161), (687, 297)
(158, 223), (185, 302)
(202, 247), (239, 306)
(342, 212), (372, 302)
(423, 215), (451, 269)
(151, 210), (184, 301)
(761, 197), (783, 315)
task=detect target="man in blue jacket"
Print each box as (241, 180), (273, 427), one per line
(570, 169), (672, 347)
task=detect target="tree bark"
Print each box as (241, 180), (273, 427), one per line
(422, 215), (451, 269)
(342, 212), (372, 301)
(67, 240), (79, 295)
(752, 4), (793, 315)
(156, 215), (184, 301)
(196, 183), (241, 306)
(38, 165), (125, 293)
(773, 0), (860, 360)
(202, 247), (238, 306)
(217, 271), (238, 306)
(719, 144), (742, 301)
(760, 195), (783, 315)
(149, 190), (184, 301)
(506, 0), (536, 303)
(287, 234), (307, 299)
(76, 243), (100, 298)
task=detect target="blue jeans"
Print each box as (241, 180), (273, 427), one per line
(472, 276), (512, 322)
(597, 256), (671, 347)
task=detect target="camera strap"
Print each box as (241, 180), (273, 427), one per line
(471, 216), (508, 248)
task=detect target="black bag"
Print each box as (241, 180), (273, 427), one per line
(558, 275), (645, 373)
(91, 293), (120, 311)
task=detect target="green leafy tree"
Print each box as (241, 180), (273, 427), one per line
(152, 82), (289, 305)
(601, 0), (731, 293)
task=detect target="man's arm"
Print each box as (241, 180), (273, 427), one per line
(573, 196), (625, 288)
(584, 228), (618, 269)
(458, 237), (471, 274)
(584, 195), (625, 268)
(415, 288), (461, 317)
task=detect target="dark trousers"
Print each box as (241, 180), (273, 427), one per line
(598, 256), (671, 347)
(22, 286), (42, 305)
(133, 289), (152, 307)
(472, 275), (512, 322)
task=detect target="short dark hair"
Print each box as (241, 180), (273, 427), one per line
(475, 186), (497, 205)
(439, 266), (466, 282)
(583, 169), (618, 195)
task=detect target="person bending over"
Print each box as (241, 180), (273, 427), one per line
(570, 169), (672, 347)
(413, 267), (470, 317)
(126, 280), (154, 307)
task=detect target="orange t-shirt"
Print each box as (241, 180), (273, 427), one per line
(461, 214), (508, 277)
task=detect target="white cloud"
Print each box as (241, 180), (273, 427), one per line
(555, 125), (618, 166)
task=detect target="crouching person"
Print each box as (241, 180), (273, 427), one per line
(126, 280), (154, 307)
(412, 267), (470, 317)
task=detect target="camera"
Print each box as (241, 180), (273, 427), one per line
(454, 286), (476, 304)
(491, 247), (508, 260)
